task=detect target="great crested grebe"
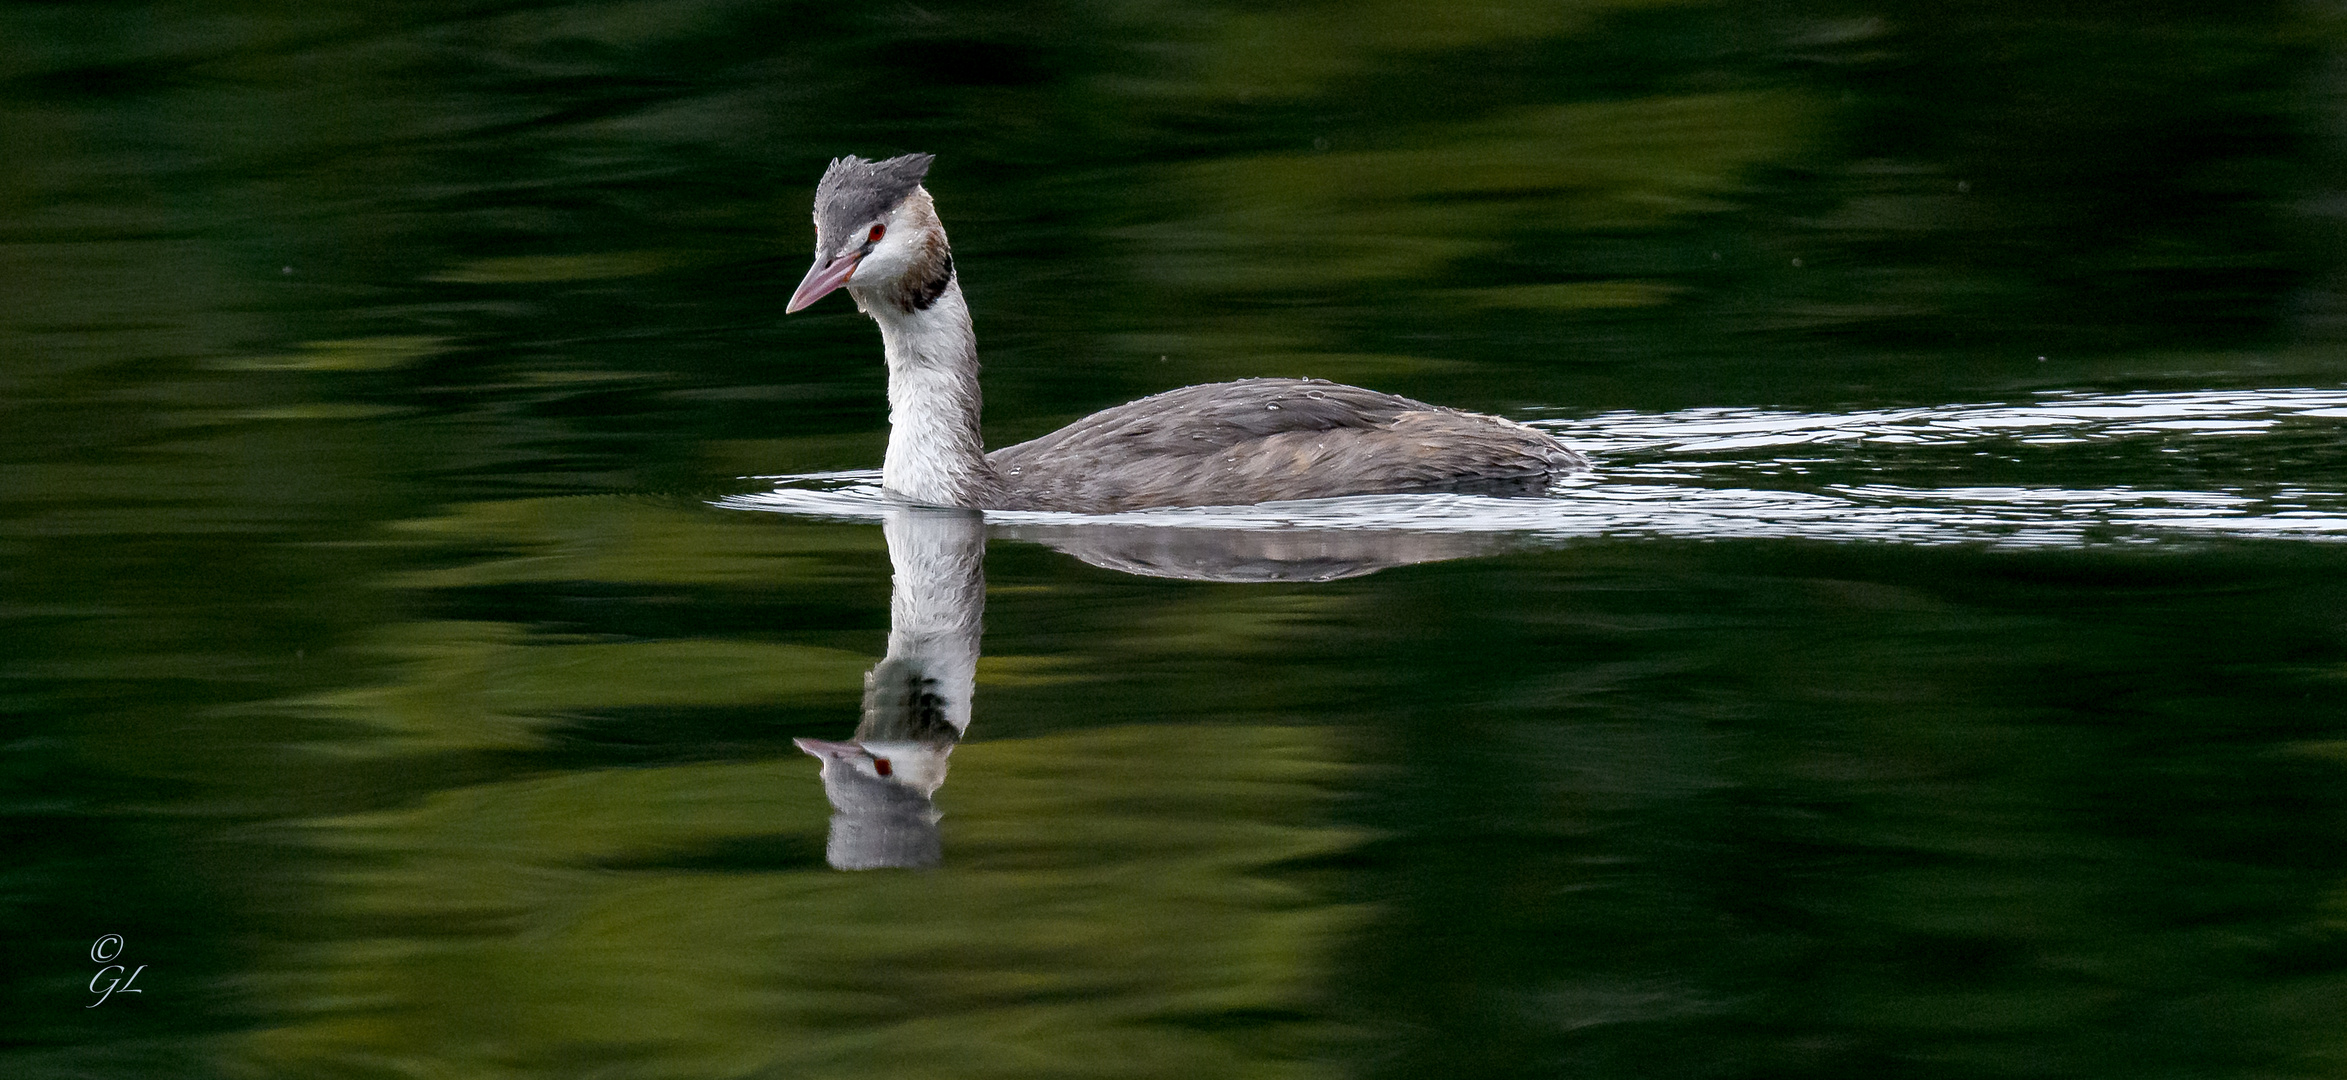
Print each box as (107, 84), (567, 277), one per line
(786, 153), (1588, 512)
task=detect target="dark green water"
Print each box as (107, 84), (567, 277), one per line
(9, 2), (2347, 1077)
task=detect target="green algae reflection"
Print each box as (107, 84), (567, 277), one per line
(237, 725), (1369, 1079)
(230, 495), (1371, 1077)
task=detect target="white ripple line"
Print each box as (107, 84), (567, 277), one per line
(723, 385), (2347, 548)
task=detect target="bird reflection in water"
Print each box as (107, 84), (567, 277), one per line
(795, 506), (984, 870)
(797, 505), (1511, 869)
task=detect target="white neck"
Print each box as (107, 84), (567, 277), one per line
(850, 506), (985, 794)
(879, 506), (984, 742)
(858, 280), (993, 507)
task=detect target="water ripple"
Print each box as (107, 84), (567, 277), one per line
(1546, 386), (2347, 457)
(722, 386), (2347, 549)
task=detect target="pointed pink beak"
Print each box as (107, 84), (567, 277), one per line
(794, 737), (862, 758)
(786, 252), (861, 313)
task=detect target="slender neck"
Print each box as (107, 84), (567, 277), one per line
(812, 507), (987, 870)
(856, 506), (986, 749)
(858, 279), (994, 508)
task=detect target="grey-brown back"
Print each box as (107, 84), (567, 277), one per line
(986, 378), (1587, 512)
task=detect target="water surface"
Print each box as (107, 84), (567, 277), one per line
(8, 2), (2347, 1078)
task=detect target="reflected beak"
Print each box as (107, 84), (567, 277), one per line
(794, 737), (862, 758)
(786, 252), (861, 313)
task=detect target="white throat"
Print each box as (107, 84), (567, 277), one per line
(849, 507), (985, 793)
(859, 280), (992, 507)
(878, 506), (984, 745)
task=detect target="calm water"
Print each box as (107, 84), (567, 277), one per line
(10, 2), (2347, 1077)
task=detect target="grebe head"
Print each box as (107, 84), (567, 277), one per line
(793, 736), (949, 870)
(792, 736), (953, 797)
(786, 152), (945, 314)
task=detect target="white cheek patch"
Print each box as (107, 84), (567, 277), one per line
(852, 218), (921, 285)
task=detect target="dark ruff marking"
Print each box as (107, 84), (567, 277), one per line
(896, 245), (955, 313)
(858, 660), (964, 745)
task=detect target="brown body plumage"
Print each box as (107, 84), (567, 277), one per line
(988, 378), (1580, 511)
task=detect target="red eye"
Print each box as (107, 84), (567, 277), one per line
(872, 757), (892, 776)
(867, 224), (886, 244)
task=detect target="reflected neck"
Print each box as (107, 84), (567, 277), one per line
(859, 279), (995, 508)
(856, 506), (986, 750)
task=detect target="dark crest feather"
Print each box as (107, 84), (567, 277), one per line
(814, 153), (934, 250)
